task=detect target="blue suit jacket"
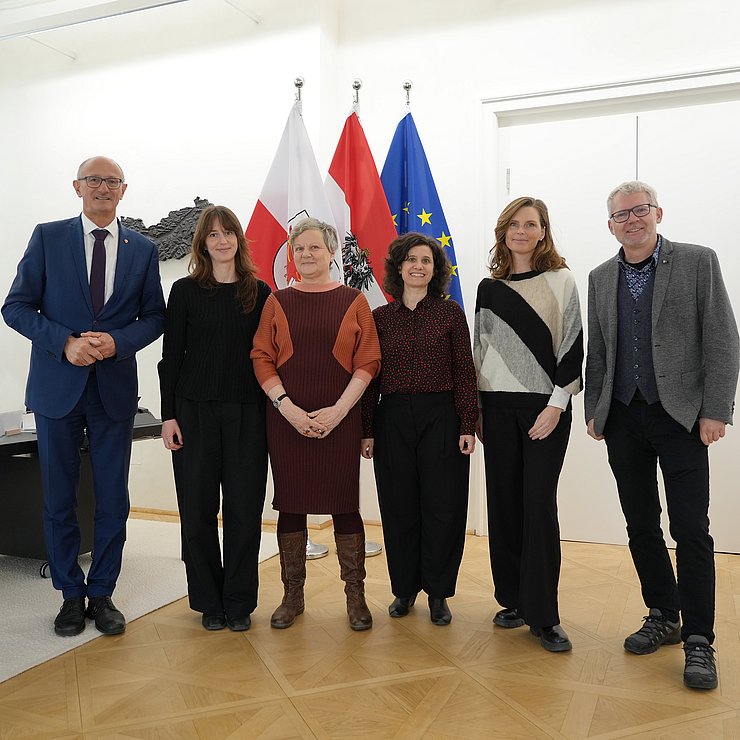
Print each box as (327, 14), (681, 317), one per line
(2, 216), (166, 420)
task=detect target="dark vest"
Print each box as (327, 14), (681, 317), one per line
(613, 269), (659, 405)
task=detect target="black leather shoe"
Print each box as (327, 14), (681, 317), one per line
(54, 597), (87, 636)
(86, 596), (126, 635)
(226, 614), (251, 631)
(530, 624), (572, 652)
(493, 608), (525, 629)
(388, 595), (416, 618)
(202, 613), (227, 631)
(428, 597), (452, 626)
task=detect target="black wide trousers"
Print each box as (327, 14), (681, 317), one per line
(481, 399), (571, 629)
(373, 392), (470, 599)
(172, 398), (267, 617)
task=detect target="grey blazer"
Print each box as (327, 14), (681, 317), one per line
(585, 237), (739, 435)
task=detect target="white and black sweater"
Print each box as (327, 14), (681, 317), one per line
(474, 269), (583, 409)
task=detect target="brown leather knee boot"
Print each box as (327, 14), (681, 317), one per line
(335, 531), (372, 631)
(271, 530), (306, 629)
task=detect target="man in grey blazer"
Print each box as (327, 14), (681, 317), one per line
(585, 180), (739, 690)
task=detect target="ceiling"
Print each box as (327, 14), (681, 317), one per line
(0, 0), (265, 41)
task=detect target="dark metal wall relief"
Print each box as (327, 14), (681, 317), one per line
(121, 197), (212, 261)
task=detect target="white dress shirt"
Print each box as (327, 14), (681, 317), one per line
(81, 214), (119, 305)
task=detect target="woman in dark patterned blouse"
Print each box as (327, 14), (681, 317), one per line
(361, 233), (478, 626)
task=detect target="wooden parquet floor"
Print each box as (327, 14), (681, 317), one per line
(2, 523), (740, 739)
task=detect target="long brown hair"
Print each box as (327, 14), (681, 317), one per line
(488, 196), (567, 279)
(189, 205), (258, 312)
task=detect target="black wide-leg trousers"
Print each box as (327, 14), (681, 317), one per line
(173, 398), (267, 618)
(604, 399), (714, 643)
(373, 392), (470, 599)
(481, 399), (571, 629)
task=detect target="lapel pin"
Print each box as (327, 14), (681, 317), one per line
(123, 238), (129, 244)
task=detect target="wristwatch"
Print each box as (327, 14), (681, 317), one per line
(272, 393), (288, 409)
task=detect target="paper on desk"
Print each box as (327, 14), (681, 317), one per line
(0, 410), (24, 435)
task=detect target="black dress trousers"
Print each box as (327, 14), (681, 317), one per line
(174, 397), (267, 617)
(373, 392), (470, 599)
(603, 398), (714, 643)
(482, 399), (571, 629)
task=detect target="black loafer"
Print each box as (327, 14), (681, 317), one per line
(493, 607), (525, 629)
(54, 597), (87, 637)
(226, 614), (251, 631)
(86, 596), (126, 635)
(202, 613), (227, 631)
(388, 595), (416, 618)
(530, 624), (572, 652)
(428, 597), (452, 626)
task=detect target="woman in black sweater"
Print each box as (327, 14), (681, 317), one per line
(158, 205), (271, 631)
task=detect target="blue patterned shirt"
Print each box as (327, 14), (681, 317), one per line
(617, 236), (662, 301)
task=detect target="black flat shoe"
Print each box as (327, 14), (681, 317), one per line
(388, 595), (416, 618)
(54, 597), (86, 637)
(86, 596), (126, 635)
(226, 614), (251, 631)
(493, 608), (525, 629)
(428, 597), (452, 626)
(202, 613), (227, 631)
(530, 624), (572, 652)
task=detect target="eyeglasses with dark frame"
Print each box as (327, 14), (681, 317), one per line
(610, 203), (657, 223)
(78, 176), (124, 190)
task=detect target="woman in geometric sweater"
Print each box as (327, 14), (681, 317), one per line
(474, 196), (583, 652)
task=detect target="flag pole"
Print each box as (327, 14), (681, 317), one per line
(403, 79), (412, 108)
(298, 75), (381, 558)
(287, 74), (331, 562)
(351, 78), (362, 115)
(343, 76), (383, 558)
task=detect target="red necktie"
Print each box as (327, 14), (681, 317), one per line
(90, 229), (108, 315)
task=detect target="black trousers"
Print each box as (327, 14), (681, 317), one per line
(373, 393), (469, 598)
(173, 398), (267, 617)
(604, 399), (714, 642)
(481, 399), (571, 628)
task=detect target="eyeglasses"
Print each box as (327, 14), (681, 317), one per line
(610, 203), (657, 223)
(78, 176), (124, 189)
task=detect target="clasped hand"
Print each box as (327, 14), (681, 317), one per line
(64, 332), (117, 367)
(282, 399), (347, 439)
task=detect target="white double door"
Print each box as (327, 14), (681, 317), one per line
(494, 99), (740, 553)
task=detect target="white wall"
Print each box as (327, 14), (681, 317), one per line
(0, 0), (329, 517)
(1, 0), (739, 540)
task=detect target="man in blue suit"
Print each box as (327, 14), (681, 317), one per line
(3, 156), (166, 637)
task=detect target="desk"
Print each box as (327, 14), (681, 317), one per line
(0, 409), (161, 561)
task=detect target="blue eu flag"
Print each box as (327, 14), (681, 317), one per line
(380, 112), (463, 308)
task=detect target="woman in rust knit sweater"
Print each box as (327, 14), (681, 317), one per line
(251, 218), (380, 631)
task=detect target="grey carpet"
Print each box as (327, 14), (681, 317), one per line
(0, 519), (278, 683)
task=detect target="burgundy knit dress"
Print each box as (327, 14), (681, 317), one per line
(251, 284), (380, 514)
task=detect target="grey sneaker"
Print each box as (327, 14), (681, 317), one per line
(624, 608), (681, 655)
(683, 635), (717, 690)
